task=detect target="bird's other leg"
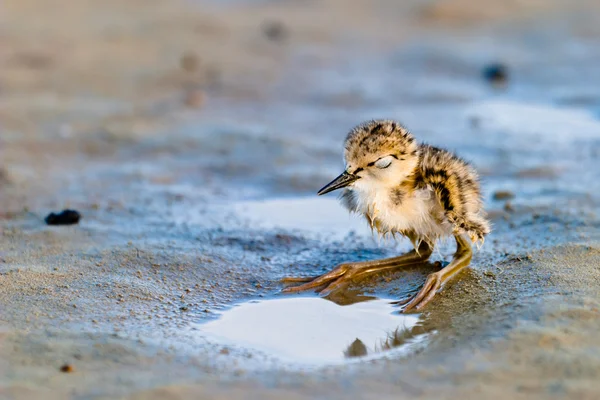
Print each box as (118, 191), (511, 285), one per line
(400, 234), (472, 312)
(282, 240), (433, 295)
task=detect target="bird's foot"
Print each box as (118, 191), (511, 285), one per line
(281, 263), (364, 296)
(393, 271), (442, 313)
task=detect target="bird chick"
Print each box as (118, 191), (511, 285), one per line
(283, 119), (490, 311)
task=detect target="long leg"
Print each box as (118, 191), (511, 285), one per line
(282, 240), (433, 295)
(400, 234), (472, 312)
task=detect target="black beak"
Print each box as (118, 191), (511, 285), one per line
(317, 171), (359, 195)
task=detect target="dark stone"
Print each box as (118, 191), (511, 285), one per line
(45, 209), (81, 225)
(60, 364), (74, 373)
(482, 63), (508, 85)
(262, 20), (288, 41)
(180, 52), (200, 72)
(492, 190), (515, 200)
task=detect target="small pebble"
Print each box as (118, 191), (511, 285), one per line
(493, 190), (515, 201)
(262, 20), (287, 41)
(482, 63), (508, 86)
(0, 168), (9, 184)
(180, 52), (200, 72)
(45, 209), (81, 225)
(469, 116), (480, 129)
(60, 364), (74, 373)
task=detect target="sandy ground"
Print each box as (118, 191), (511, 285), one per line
(2, 0), (600, 398)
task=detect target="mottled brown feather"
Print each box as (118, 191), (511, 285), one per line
(339, 119), (490, 245)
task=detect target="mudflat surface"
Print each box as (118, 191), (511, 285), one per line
(2, 0), (600, 399)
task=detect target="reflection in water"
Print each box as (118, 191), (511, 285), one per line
(320, 262), (444, 307)
(324, 288), (378, 306)
(199, 297), (429, 365)
(345, 338), (368, 358)
(376, 326), (414, 352)
(344, 326), (419, 359)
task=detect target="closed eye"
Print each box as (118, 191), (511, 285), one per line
(374, 157), (393, 169)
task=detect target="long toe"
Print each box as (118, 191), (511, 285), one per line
(414, 287), (438, 310)
(318, 277), (351, 297)
(402, 272), (441, 312)
(281, 265), (350, 293)
(281, 281), (325, 293)
(391, 295), (415, 306)
(281, 276), (319, 283)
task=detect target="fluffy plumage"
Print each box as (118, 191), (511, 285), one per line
(339, 119), (490, 246)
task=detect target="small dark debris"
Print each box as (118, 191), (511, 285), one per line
(274, 233), (295, 244)
(516, 166), (558, 178)
(0, 167), (9, 185)
(11, 52), (53, 69)
(469, 116), (480, 129)
(262, 20), (288, 41)
(60, 364), (74, 373)
(179, 306), (189, 311)
(184, 88), (205, 108)
(482, 63), (508, 86)
(45, 209), (81, 225)
(180, 52), (200, 72)
(503, 201), (515, 213)
(493, 190), (515, 201)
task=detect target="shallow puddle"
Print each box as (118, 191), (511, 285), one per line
(199, 296), (428, 366)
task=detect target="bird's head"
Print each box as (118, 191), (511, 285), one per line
(318, 120), (419, 195)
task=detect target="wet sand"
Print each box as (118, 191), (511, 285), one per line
(2, 0), (600, 398)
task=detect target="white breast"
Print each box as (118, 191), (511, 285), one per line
(348, 184), (453, 242)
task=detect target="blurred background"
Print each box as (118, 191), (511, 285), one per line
(2, 0), (599, 213)
(2, 0), (599, 259)
(2, 0), (600, 398)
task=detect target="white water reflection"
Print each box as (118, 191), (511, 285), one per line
(199, 297), (427, 365)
